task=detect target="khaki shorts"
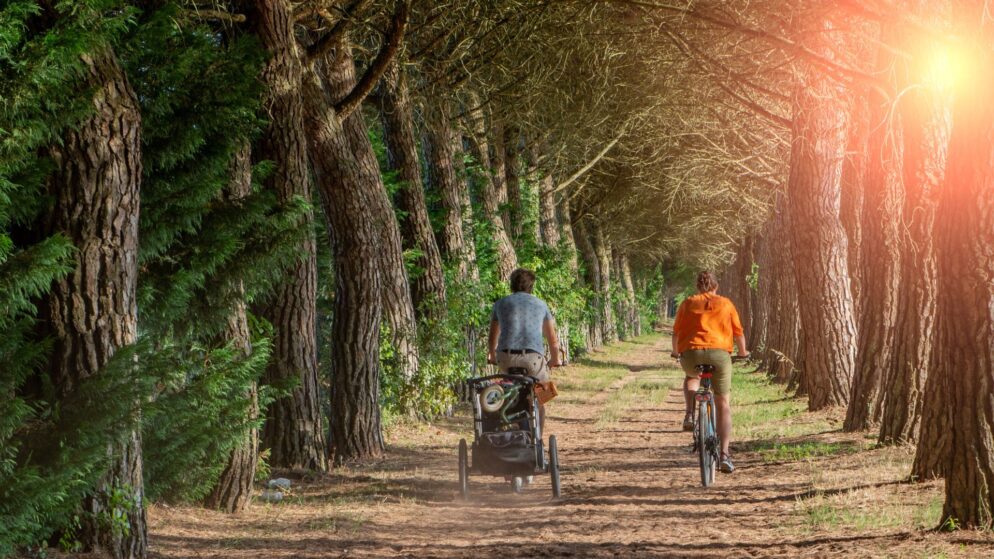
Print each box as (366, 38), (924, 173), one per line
(680, 349), (732, 395)
(496, 350), (550, 381)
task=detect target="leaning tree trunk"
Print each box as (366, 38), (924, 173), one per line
(576, 218), (603, 349)
(591, 221), (617, 344)
(329, 45), (420, 393)
(936, 6), (994, 527)
(787, 24), (858, 410)
(378, 60), (446, 316)
(879, 73), (951, 445)
(464, 96), (516, 280)
(536, 143), (561, 247)
(301, 44), (385, 463)
(46, 47), (146, 559)
(559, 196), (579, 272)
(844, 36), (905, 431)
(253, 0), (326, 472)
(423, 99), (476, 280)
(204, 145), (259, 513)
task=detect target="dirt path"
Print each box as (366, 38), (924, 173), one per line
(148, 335), (994, 559)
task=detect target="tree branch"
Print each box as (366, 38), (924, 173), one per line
(553, 129), (626, 194)
(329, 1), (409, 120)
(305, 0), (374, 64)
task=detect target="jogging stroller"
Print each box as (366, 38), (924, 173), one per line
(457, 369), (561, 498)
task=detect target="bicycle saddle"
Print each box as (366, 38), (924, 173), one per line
(695, 364), (716, 373)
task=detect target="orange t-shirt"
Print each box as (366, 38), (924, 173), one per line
(673, 293), (744, 353)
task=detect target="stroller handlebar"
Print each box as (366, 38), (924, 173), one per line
(467, 373), (537, 386)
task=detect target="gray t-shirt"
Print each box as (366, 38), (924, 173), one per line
(491, 292), (554, 354)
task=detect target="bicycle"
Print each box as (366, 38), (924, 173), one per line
(690, 355), (749, 487)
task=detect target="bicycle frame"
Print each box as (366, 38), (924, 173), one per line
(693, 370), (720, 486)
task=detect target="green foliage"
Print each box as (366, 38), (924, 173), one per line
(141, 335), (273, 503)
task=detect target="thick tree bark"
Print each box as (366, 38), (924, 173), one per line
(591, 221), (617, 344)
(576, 219), (603, 349)
(423, 99), (476, 279)
(205, 145), (259, 513)
(378, 61), (446, 316)
(750, 233), (769, 354)
(879, 61), (951, 445)
(844, 41), (905, 430)
(253, 0), (326, 472)
(503, 126), (524, 242)
(840, 95), (868, 323)
(301, 44), (385, 463)
(936, 5), (994, 527)
(538, 169), (560, 247)
(46, 48), (146, 559)
(327, 43), (420, 392)
(764, 195), (803, 388)
(787, 24), (858, 410)
(465, 97), (517, 280)
(559, 196), (579, 272)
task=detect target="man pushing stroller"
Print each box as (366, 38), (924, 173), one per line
(487, 268), (562, 380)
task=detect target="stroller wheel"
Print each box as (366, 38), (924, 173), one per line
(511, 476), (524, 494)
(549, 435), (561, 498)
(480, 384), (505, 413)
(458, 439), (469, 499)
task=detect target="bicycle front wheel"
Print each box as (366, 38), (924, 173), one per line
(698, 400), (716, 487)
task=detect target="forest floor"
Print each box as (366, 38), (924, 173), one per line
(147, 333), (994, 559)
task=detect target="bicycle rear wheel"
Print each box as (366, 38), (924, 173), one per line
(698, 400), (716, 487)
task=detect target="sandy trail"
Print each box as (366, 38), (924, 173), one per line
(148, 336), (994, 559)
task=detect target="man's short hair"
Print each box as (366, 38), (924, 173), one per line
(510, 268), (536, 293)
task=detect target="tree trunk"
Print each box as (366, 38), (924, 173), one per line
(204, 145), (259, 513)
(844, 38), (906, 431)
(535, 143), (561, 248)
(301, 45), (385, 463)
(620, 251), (639, 337)
(504, 126), (524, 242)
(424, 99), (476, 279)
(559, 196), (579, 272)
(464, 97), (516, 280)
(936, 5), (994, 527)
(591, 221), (617, 344)
(576, 219), (603, 349)
(253, 0), (327, 472)
(378, 61), (446, 316)
(328, 45), (420, 393)
(764, 194), (803, 388)
(46, 48), (146, 559)
(879, 57), (951, 445)
(787, 24), (858, 410)
(750, 233), (769, 353)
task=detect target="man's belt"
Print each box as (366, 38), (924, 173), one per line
(500, 349), (541, 355)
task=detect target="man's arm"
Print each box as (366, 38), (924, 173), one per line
(543, 318), (561, 367)
(487, 319), (500, 364)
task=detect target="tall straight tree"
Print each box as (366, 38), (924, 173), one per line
(252, 0), (327, 472)
(935, 1), (994, 527)
(378, 60), (447, 316)
(45, 47), (146, 558)
(786, 13), (858, 410)
(591, 221), (617, 344)
(879, 7), (952, 444)
(844, 27), (905, 431)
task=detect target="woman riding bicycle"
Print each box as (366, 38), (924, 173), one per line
(670, 271), (750, 474)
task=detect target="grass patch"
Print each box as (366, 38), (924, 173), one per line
(597, 377), (677, 426)
(802, 493), (942, 532)
(732, 367), (831, 441)
(756, 440), (866, 463)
